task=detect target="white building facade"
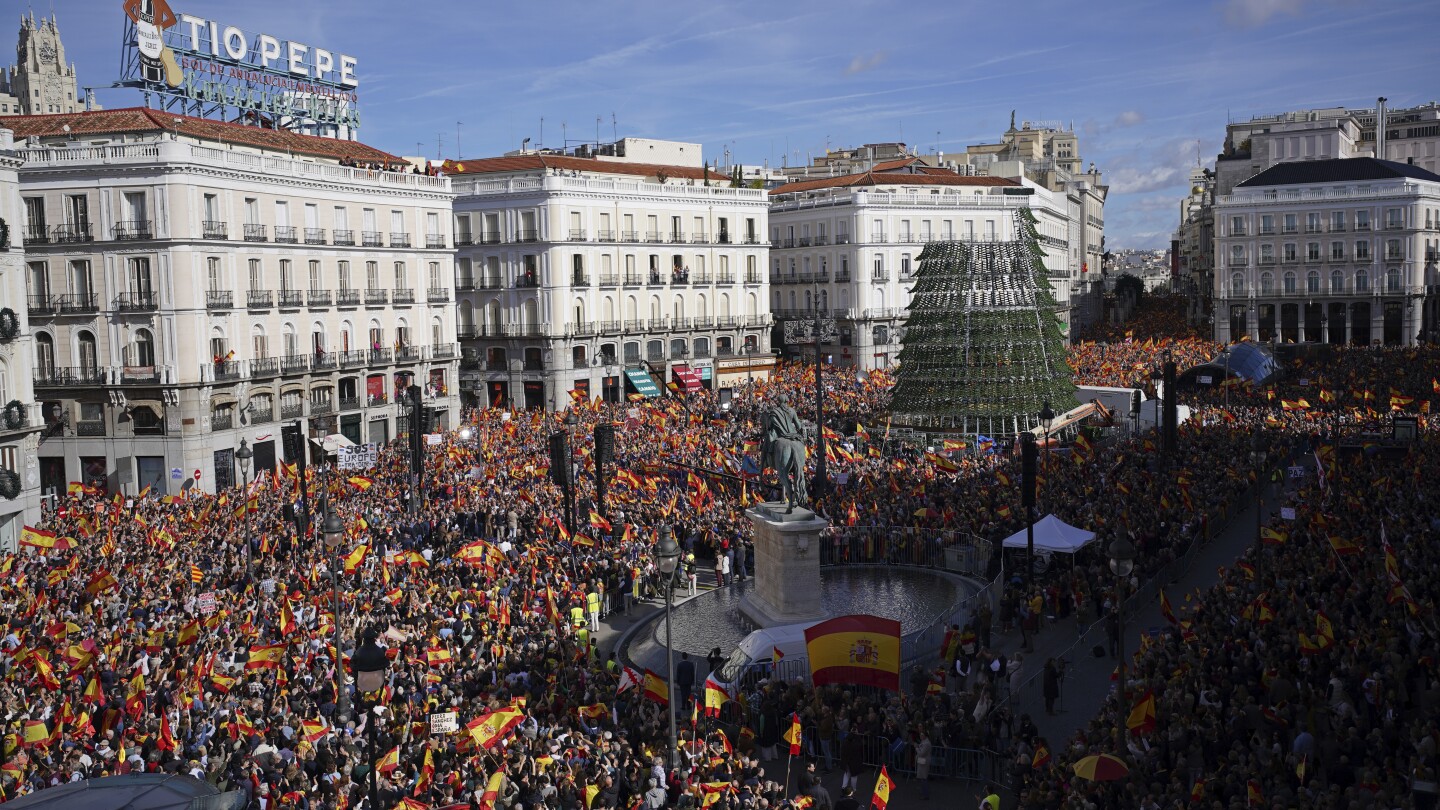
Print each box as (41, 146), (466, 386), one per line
(0, 126), (43, 548)
(12, 109), (459, 497)
(767, 172), (1072, 370)
(1212, 158), (1440, 347)
(445, 153), (772, 410)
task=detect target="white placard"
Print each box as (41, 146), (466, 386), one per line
(1287, 465), (1306, 479)
(426, 434), (443, 446)
(429, 711), (459, 735)
(1280, 507), (1296, 521)
(337, 443), (379, 470)
(197, 592), (218, 615)
(1197, 375), (1213, 385)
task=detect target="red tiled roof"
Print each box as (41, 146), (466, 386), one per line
(769, 171), (1019, 196)
(4, 107), (402, 164)
(870, 157), (923, 172)
(439, 154), (724, 182)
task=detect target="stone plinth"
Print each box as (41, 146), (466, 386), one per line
(738, 502), (830, 629)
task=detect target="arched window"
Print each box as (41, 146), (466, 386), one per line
(133, 328), (155, 367)
(1306, 270), (1320, 293)
(1230, 272), (1244, 294)
(693, 337), (710, 358)
(1259, 272), (1273, 293)
(1282, 272), (1296, 293)
(1387, 267), (1402, 292)
(1354, 269), (1368, 292)
(77, 330), (98, 372)
(35, 333), (55, 374)
(1330, 270), (1344, 293)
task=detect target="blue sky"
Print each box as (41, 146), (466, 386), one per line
(37, 0), (1440, 248)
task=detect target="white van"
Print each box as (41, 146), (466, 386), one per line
(709, 621), (819, 694)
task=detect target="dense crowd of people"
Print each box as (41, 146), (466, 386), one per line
(5, 303), (1439, 809)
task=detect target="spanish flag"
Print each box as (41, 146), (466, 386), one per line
(1328, 534), (1360, 556)
(1315, 611), (1335, 643)
(1247, 779), (1262, 805)
(578, 703), (607, 720)
(1260, 526), (1287, 545)
(413, 747), (434, 796)
(22, 721), (49, 748)
(1126, 689), (1157, 734)
(589, 511), (613, 533)
(426, 647), (454, 667)
(348, 476), (374, 491)
(246, 642), (286, 670)
(700, 782), (731, 808)
(804, 614), (901, 691)
(1031, 743), (1050, 768)
(1281, 399), (1310, 411)
(480, 771), (504, 810)
(1191, 778), (1205, 802)
(19, 525), (57, 549)
(377, 746), (401, 774)
(783, 712), (802, 756)
(585, 784), (601, 809)
(344, 544), (369, 574)
(466, 704), (526, 750)
(177, 619), (200, 646)
(85, 570), (118, 595)
(643, 670), (670, 704)
(703, 677), (729, 717)
(871, 765), (894, 810)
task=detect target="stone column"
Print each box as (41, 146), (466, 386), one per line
(738, 503), (829, 629)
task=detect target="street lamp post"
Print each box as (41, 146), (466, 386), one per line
(235, 439), (252, 572)
(1251, 430), (1267, 549)
(655, 525), (682, 769)
(564, 411), (579, 538)
(1108, 536), (1135, 706)
(350, 630), (389, 810)
(1038, 401), (1055, 476)
(321, 491), (348, 719)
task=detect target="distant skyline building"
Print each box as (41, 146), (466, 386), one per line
(0, 12), (92, 117)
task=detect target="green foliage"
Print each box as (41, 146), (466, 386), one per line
(1115, 273), (1144, 303)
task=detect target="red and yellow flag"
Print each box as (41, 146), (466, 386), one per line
(643, 669), (669, 704)
(466, 704), (526, 750)
(804, 615), (901, 691)
(1126, 689), (1157, 734)
(871, 765), (894, 810)
(245, 643), (286, 670)
(783, 712), (802, 756)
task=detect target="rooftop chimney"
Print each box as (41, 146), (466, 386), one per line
(1375, 97), (1387, 161)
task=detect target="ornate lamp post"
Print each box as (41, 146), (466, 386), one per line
(350, 630), (389, 810)
(1251, 430), (1267, 549)
(1108, 535), (1135, 705)
(321, 494), (347, 719)
(1038, 400), (1055, 473)
(235, 439), (252, 571)
(782, 293), (837, 501)
(655, 525), (681, 769)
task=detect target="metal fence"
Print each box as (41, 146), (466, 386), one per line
(819, 524), (993, 577)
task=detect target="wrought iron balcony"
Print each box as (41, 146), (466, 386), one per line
(514, 276), (539, 289)
(28, 295), (55, 315)
(479, 231), (502, 244)
(340, 350), (367, 368)
(595, 230), (616, 242)
(278, 290), (305, 307)
(206, 290), (233, 309)
(203, 220), (228, 239)
(213, 361), (241, 381)
(569, 229), (588, 242)
(250, 407), (275, 424)
(308, 289), (332, 307)
(305, 228), (326, 245)
(621, 231), (639, 242)
(251, 357), (279, 377)
(390, 232), (411, 248)
(275, 226), (298, 244)
(427, 287), (450, 303)
(362, 231), (383, 247)
(313, 352), (337, 370)
(210, 412), (233, 430)
(516, 229), (539, 243)
(368, 348), (393, 365)
(243, 224), (268, 242)
(113, 220), (154, 240)
(339, 397), (362, 412)
(52, 223), (93, 243)
(57, 294), (99, 315)
(432, 343), (457, 359)
(455, 275), (475, 291)
(392, 288), (415, 305)
(281, 355), (310, 374)
(365, 289), (388, 306)
(76, 421), (107, 437)
(336, 289), (361, 306)
(690, 232), (708, 244)
(333, 229), (355, 246)
(35, 366), (106, 387)
(23, 229), (49, 246)
(280, 402), (306, 419)
(571, 274), (590, 288)
(115, 292), (158, 312)
(477, 276), (504, 290)
(396, 345), (423, 363)
(247, 290), (273, 309)
(310, 399), (334, 415)
(598, 274), (618, 286)
(426, 234), (446, 249)
(455, 233), (473, 246)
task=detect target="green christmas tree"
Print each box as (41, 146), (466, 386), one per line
(889, 208), (1077, 435)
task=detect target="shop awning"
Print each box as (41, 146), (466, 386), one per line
(624, 368), (661, 398)
(672, 365), (702, 393)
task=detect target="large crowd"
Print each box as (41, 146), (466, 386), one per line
(5, 289), (1439, 810)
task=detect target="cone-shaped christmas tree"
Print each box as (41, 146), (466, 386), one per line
(889, 208), (1076, 435)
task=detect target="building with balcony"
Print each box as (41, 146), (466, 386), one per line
(1211, 157), (1440, 346)
(9, 108), (459, 497)
(445, 143), (771, 410)
(0, 127), (44, 548)
(767, 168), (1073, 370)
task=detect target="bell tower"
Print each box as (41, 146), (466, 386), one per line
(0, 12), (91, 116)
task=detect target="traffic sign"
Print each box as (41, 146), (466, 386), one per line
(193, 469), (202, 480)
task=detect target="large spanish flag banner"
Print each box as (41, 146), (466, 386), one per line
(804, 614), (901, 691)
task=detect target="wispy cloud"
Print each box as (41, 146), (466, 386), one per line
(845, 51), (888, 75)
(1220, 0), (1307, 29)
(1115, 110), (1144, 127)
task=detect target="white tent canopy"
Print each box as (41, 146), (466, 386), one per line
(311, 434), (356, 454)
(1001, 514), (1097, 554)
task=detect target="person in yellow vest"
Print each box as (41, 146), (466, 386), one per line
(570, 604), (586, 628)
(587, 589), (602, 630)
(576, 623), (591, 661)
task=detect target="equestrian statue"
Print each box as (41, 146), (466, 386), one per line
(760, 394), (810, 513)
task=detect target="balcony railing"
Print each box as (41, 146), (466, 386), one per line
(477, 276), (504, 290)
(427, 287), (450, 303)
(595, 230), (616, 242)
(204, 290), (233, 310)
(479, 231), (502, 244)
(243, 224), (267, 242)
(695, 316), (714, 329)
(365, 289), (389, 305)
(669, 232), (685, 243)
(646, 231), (664, 243)
(621, 230), (639, 242)
(455, 275), (475, 291)
(393, 288), (415, 305)
(35, 366), (106, 387)
(211, 412), (233, 430)
(308, 289), (332, 307)
(432, 343), (457, 359)
(280, 402), (306, 419)
(249, 357), (278, 377)
(516, 229), (539, 243)
(836, 233), (851, 244)
(75, 421), (107, 437)
(426, 234), (446, 249)
(390, 233), (411, 248)
(305, 228), (326, 245)
(333, 229), (356, 246)
(455, 233), (473, 246)
(112, 220), (154, 240)
(310, 400), (334, 415)
(54, 293), (98, 314)
(572, 274), (590, 288)
(24, 229), (49, 246)
(362, 231), (383, 247)
(28, 294), (57, 315)
(396, 345), (423, 363)
(248, 290), (273, 309)
(115, 292), (158, 312)
(52, 224), (93, 243)
(716, 233), (732, 244)
(274, 226), (298, 243)
(746, 235), (762, 245)
(690, 232), (708, 244)
(279, 290), (305, 307)
(213, 361), (241, 381)
(599, 320), (621, 333)
(316, 355), (340, 374)
(368, 348), (393, 365)
(515, 276), (539, 289)
(280, 355), (309, 374)
(251, 407), (275, 424)
(569, 229), (588, 242)
(340, 350), (367, 368)
(339, 397), (362, 412)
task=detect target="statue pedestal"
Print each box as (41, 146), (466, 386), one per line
(738, 502), (830, 629)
